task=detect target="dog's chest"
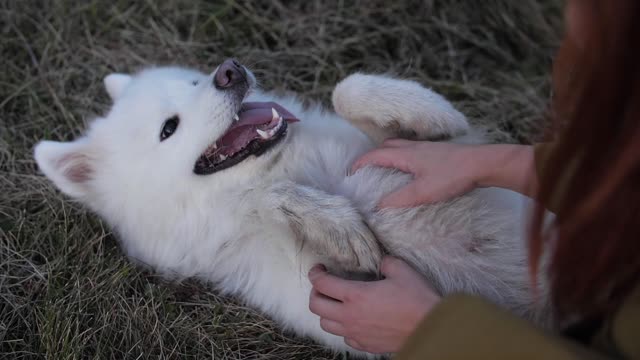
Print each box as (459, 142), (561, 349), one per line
(281, 122), (372, 187)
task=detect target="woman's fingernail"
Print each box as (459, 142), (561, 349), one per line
(308, 264), (327, 278)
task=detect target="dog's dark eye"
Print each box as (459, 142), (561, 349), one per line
(192, 80), (199, 86)
(160, 115), (179, 141)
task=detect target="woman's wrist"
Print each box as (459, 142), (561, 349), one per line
(467, 144), (537, 197)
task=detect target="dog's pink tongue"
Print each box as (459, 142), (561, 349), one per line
(239, 102), (300, 125)
(217, 102), (299, 155)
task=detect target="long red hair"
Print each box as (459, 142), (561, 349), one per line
(530, 0), (640, 322)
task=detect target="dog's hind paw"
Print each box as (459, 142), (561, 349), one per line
(332, 73), (469, 144)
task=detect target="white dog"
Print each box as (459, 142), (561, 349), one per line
(34, 59), (550, 356)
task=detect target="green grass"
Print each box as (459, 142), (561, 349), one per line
(1, 1), (562, 358)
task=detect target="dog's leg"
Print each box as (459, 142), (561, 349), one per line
(263, 181), (383, 275)
(332, 73), (470, 144)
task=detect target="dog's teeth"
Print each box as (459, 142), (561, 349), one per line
(233, 114), (240, 121)
(219, 154), (227, 161)
(271, 108), (279, 121)
(257, 129), (270, 139)
(268, 124), (280, 137)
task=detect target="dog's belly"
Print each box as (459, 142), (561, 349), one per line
(292, 153), (550, 324)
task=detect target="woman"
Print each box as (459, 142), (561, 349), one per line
(308, 0), (640, 358)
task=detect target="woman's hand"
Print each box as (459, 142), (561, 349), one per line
(352, 139), (482, 207)
(352, 139), (537, 208)
(308, 256), (441, 354)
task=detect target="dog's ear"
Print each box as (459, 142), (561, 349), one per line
(34, 139), (98, 199)
(104, 73), (132, 101)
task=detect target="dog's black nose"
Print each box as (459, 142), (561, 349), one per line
(214, 59), (247, 89)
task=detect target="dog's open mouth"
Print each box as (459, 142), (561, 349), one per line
(194, 102), (299, 175)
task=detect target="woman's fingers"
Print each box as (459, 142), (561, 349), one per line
(344, 338), (366, 352)
(308, 265), (361, 302)
(309, 289), (344, 321)
(320, 318), (346, 337)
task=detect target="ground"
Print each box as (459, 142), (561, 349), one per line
(0, 1), (562, 359)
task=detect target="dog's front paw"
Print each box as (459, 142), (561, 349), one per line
(332, 73), (469, 144)
(268, 181), (383, 275)
(326, 220), (382, 275)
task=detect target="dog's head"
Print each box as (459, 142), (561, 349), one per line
(34, 59), (297, 215)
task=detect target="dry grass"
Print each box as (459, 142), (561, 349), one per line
(1, 0), (562, 358)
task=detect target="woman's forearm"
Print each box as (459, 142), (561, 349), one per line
(472, 144), (539, 199)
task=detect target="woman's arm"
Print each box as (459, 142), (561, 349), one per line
(473, 143), (538, 198)
(351, 139), (539, 208)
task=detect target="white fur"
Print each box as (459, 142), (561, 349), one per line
(34, 65), (550, 357)
(104, 73), (132, 100)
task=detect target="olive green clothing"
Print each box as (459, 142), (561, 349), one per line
(395, 143), (639, 359)
(396, 288), (640, 359)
